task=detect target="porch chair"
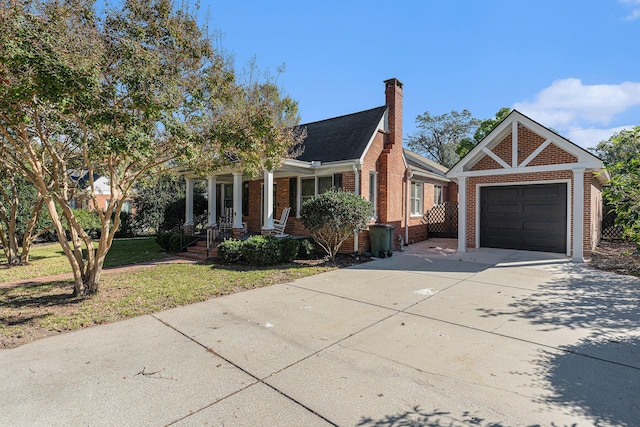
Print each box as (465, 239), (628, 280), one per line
(218, 207), (233, 237)
(273, 207), (291, 237)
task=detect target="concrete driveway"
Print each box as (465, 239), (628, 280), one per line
(1, 242), (639, 426)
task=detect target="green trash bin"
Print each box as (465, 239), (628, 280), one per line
(369, 224), (395, 258)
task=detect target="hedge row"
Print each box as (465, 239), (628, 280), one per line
(218, 235), (316, 266)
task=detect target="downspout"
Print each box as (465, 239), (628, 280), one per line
(405, 168), (413, 245)
(353, 164), (360, 254)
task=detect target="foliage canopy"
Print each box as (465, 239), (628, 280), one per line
(300, 190), (374, 260)
(0, 0), (303, 295)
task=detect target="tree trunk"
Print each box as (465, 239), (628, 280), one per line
(43, 198), (86, 296)
(18, 198), (47, 264)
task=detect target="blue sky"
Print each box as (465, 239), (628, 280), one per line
(202, 0), (640, 149)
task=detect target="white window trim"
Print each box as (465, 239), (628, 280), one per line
(410, 181), (423, 216)
(369, 172), (377, 218)
(434, 185), (443, 206)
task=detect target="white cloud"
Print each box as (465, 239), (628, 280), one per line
(619, 0), (640, 20)
(513, 78), (640, 148)
(514, 78), (640, 128)
(564, 125), (634, 149)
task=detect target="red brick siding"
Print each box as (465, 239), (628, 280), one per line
(492, 135), (512, 165)
(528, 143), (578, 166)
(517, 125), (546, 164)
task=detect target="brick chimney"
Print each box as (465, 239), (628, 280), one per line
(378, 78), (405, 228)
(384, 78), (403, 147)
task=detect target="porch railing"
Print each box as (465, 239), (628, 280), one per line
(206, 226), (218, 258)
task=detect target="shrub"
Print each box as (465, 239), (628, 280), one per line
(160, 194), (207, 232)
(279, 237), (300, 263)
(115, 212), (134, 238)
(217, 238), (244, 263)
(297, 238), (317, 259)
(241, 235), (281, 266)
(67, 208), (102, 239)
(300, 189), (374, 260)
(155, 231), (182, 252)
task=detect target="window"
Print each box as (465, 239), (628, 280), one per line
(242, 182), (249, 216)
(411, 182), (423, 215)
(318, 176), (333, 194)
(434, 185), (443, 206)
(106, 199), (132, 213)
(300, 175), (346, 211)
(223, 184), (233, 210)
(369, 172), (377, 216)
(333, 173), (343, 190)
(121, 200), (133, 214)
(301, 178), (315, 204)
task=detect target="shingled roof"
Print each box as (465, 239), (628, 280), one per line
(295, 106), (387, 163)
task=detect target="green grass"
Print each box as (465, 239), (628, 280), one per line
(0, 238), (167, 283)
(0, 261), (335, 345)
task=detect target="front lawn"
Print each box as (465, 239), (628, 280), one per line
(1, 261), (335, 349)
(0, 238), (167, 283)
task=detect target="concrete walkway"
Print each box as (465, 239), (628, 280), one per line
(1, 242), (639, 426)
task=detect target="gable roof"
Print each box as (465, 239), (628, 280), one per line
(446, 110), (607, 182)
(295, 106), (387, 163)
(403, 149), (450, 183)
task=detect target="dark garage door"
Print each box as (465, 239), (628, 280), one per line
(480, 183), (567, 253)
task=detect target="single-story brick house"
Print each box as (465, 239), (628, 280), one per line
(68, 171), (134, 214)
(446, 110), (608, 261)
(182, 78), (455, 253)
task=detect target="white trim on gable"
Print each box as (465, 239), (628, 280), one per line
(358, 110), (388, 165)
(447, 110), (607, 181)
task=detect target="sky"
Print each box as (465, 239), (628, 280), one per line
(201, 0), (640, 150)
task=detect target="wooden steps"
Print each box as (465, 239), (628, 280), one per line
(176, 240), (218, 261)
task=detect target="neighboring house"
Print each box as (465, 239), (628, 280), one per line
(446, 110), (608, 261)
(69, 171), (134, 214)
(182, 78), (456, 253)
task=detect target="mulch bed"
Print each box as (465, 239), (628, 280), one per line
(590, 240), (640, 277)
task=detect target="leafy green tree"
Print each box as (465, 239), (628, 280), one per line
(0, 173), (52, 265)
(132, 174), (186, 234)
(0, 0), (303, 295)
(455, 108), (512, 158)
(407, 110), (480, 168)
(592, 127), (640, 245)
(300, 190), (374, 260)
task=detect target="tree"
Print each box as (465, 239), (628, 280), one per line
(0, 172), (52, 265)
(407, 110), (479, 168)
(592, 127), (640, 245)
(300, 190), (374, 260)
(0, 0), (303, 295)
(132, 174), (187, 234)
(455, 107), (512, 158)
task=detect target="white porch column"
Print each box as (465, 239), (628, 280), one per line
(262, 170), (275, 230)
(185, 177), (194, 225)
(232, 172), (243, 229)
(457, 177), (467, 253)
(572, 168), (585, 262)
(207, 176), (217, 227)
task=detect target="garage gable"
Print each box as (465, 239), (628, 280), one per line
(447, 110), (608, 262)
(448, 110), (605, 179)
